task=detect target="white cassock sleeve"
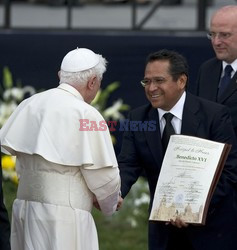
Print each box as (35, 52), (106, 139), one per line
(80, 166), (120, 216)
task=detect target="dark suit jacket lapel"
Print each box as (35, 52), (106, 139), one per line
(207, 59), (222, 101)
(181, 93), (200, 136)
(143, 94), (201, 164)
(144, 107), (163, 165)
(218, 71), (237, 103)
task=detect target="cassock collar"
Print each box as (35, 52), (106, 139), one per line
(57, 83), (84, 101)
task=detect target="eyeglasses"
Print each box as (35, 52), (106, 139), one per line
(207, 32), (234, 41)
(140, 77), (167, 87)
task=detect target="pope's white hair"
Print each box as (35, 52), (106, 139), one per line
(59, 54), (107, 86)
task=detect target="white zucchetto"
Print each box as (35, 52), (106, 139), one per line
(61, 48), (100, 72)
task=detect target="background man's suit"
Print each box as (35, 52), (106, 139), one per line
(0, 166), (11, 250)
(118, 92), (237, 250)
(195, 58), (237, 136)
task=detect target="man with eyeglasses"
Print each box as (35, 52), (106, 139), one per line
(195, 5), (237, 137)
(118, 49), (237, 250)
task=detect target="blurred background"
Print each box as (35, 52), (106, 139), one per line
(1, 0), (237, 249)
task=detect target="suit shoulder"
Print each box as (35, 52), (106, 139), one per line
(128, 103), (153, 119)
(194, 94), (229, 113)
(200, 57), (220, 69)
(187, 92), (226, 108)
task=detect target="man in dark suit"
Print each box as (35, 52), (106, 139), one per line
(118, 49), (237, 250)
(195, 5), (237, 136)
(0, 166), (11, 250)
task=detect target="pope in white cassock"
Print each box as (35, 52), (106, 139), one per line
(0, 48), (121, 250)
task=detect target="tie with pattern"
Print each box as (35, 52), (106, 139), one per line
(218, 65), (233, 99)
(162, 113), (175, 152)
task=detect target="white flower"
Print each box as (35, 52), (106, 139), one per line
(103, 99), (125, 120)
(134, 192), (150, 206)
(22, 86), (36, 96)
(0, 101), (18, 127)
(3, 87), (23, 101)
(3, 86), (36, 102)
(126, 217), (138, 228)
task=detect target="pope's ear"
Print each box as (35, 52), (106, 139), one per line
(87, 76), (97, 90)
(58, 71), (61, 80)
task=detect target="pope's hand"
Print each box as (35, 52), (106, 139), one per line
(93, 195), (101, 211)
(116, 196), (123, 211)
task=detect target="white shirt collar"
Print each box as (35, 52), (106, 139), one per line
(222, 59), (237, 74)
(57, 83), (84, 101)
(158, 91), (186, 121)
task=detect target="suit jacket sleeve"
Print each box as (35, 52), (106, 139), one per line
(118, 113), (145, 198)
(208, 105), (237, 208)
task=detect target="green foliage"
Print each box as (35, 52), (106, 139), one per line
(91, 81), (130, 121)
(3, 66), (13, 89)
(92, 81), (120, 111)
(2, 181), (17, 222)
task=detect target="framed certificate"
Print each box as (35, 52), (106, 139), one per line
(149, 135), (231, 225)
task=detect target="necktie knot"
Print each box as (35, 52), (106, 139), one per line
(224, 65), (233, 76)
(163, 112), (174, 123)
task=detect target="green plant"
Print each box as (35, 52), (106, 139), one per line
(0, 67), (37, 184)
(0, 67), (37, 128)
(91, 81), (130, 121)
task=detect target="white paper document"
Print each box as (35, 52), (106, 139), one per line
(149, 135), (230, 224)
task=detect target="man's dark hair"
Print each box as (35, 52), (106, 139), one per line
(146, 49), (189, 83)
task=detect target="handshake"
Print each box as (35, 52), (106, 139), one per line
(93, 194), (123, 215)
